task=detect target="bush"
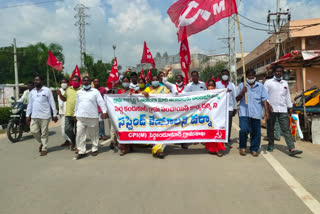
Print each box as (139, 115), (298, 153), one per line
(0, 107), (11, 125)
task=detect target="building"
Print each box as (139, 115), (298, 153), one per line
(236, 18), (320, 93)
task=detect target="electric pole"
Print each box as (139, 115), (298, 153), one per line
(228, 14), (236, 85)
(13, 38), (19, 100)
(267, 0), (291, 60)
(74, 4), (89, 68)
(113, 45), (116, 58)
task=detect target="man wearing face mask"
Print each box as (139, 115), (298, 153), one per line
(216, 69), (237, 147)
(264, 65), (303, 156)
(185, 71), (206, 92)
(57, 76), (82, 151)
(236, 69), (269, 157)
(74, 76), (107, 159)
(120, 69), (140, 91)
(162, 66), (186, 95)
(58, 79), (71, 147)
(26, 75), (58, 156)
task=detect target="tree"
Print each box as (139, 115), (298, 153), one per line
(200, 61), (227, 82)
(0, 42), (65, 86)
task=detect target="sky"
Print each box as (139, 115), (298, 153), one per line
(0, 0), (320, 74)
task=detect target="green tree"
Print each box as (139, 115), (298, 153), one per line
(200, 61), (227, 82)
(0, 42), (65, 86)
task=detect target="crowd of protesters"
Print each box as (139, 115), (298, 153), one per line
(23, 64), (302, 159)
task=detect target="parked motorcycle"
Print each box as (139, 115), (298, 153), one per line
(6, 101), (29, 143)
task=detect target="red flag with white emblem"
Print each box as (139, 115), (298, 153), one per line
(47, 50), (63, 71)
(180, 30), (191, 85)
(139, 69), (145, 80)
(141, 41), (156, 69)
(167, 0), (238, 41)
(69, 65), (82, 86)
(106, 57), (120, 90)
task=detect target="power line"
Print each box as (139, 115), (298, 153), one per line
(238, 14), (269, 27)
(0, 0), (63, 9)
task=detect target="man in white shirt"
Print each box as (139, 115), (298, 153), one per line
(264, 65), (303, 156)
(215, 69), (237, 147)
(74, 76), (107, 159)
(26, 76), (58, 156)
(120, 69), (139, 90)
(18, 81), (33, 104)
(58, 79), (71, 147)
(185, 71), (207, 92)
(162, 66), (186, 95)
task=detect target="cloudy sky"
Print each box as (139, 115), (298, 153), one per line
(0, 0), (319, 74)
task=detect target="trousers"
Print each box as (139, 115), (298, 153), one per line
(76, 117), (99, 155)
(30, 118), (50, 151)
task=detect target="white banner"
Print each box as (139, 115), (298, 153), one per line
(105, 89), (229, 144)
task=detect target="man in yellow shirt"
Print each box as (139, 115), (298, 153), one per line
(57, 76), (82, 151)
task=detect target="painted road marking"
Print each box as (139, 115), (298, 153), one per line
(232, 122), (320, 214)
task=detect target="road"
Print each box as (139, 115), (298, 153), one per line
(0, 120), (319, 214)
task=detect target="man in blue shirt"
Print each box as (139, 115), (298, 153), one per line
(236, 69), (269, 157)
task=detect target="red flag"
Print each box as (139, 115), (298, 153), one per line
(180, 32), (191, 85)
(139, 69), (145, 80)
(141, 41), (156, 69)
(147, 69), (153, 82)
(216, 76), (220, 82)
(69, 65), (82, 86)
(106, 57), (120, 90)
(212, 75), (215, 81)
(167, 0), (238, 41)
(47, 50), (63, 71)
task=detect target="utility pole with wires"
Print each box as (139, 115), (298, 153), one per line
(228, 14), (237, 85)
(74, 4), (89, 69)
(13, 38), (19, 100)
(267, 0), (291, 60)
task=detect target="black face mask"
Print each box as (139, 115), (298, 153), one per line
(35, 82), (42, 88)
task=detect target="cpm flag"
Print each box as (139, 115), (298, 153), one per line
(47, 50), (63, 71)
(139, 69), (145, 80)
(180, 30), (191, 85)
(69, 65), (82, 86)
(167, 0), (238, 41)
(106, 57), (120, 90)
(141, 41), (156, 69)
(147, 69), (153, 82)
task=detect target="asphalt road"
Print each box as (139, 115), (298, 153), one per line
(0, 121), (319, 214)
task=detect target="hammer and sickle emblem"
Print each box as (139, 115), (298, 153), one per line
(178, 1), (211, 27)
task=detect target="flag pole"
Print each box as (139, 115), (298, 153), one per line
(236, 14), (247, 104)
(51, 67), (58, 88)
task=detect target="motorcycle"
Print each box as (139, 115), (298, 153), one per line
(6, 101), (30, 143)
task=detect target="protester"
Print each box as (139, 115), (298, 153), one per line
(142, 75), (170, 158)
(236, 69), (269, 157)
(264, 65), (303, 156)
(57, 76), (81, 151)
(162, 66), (189, 149)
(120, 68), (139, 90)
(93, 78), (108, 141)
(131, 78), (146, 94)
(215, 69), (237, 147)
(74, 76), (107, 160)
(26, 75), (58, 156)
(205, 80), (225, 157)
(185, 71), (207, 92)
(162, 66), (186, 95)
(18, 81), (34, 104)
(117, 76), (135, 156)
(58, 79), (71, 147)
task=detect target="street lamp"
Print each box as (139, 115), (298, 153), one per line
(112, 45), (116, 58)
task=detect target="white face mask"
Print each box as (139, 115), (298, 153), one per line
(122, 82), (129, 88)
(222, 75), (229, 81)
(61, 83), (68, 89)
(247, 78), (256, 84)
(176, 82), (183, 87)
